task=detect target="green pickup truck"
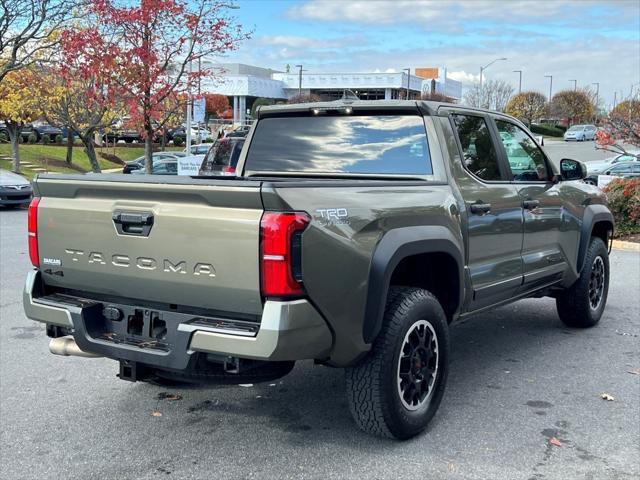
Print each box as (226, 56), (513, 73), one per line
(24, 101), (613, 439)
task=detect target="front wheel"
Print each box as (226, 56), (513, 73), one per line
(345, 287), (449, 439)
(556, 237), (609, 327)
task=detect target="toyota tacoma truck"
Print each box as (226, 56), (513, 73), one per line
(23, 101), (614, 439)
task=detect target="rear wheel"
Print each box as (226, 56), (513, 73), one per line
(556, 237), (609, 327)
(345, 287), (449, 439)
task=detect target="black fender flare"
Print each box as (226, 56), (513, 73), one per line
(577, 205), (614, 273)
(362, 226), (464, 343)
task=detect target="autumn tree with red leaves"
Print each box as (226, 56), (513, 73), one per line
(595, 99), (640, 157)
(62, 0), (249, 172)
(203, 93), (230, 121)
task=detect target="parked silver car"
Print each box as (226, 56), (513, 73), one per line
(0, 169), (32, 207)
(564, 124), (597, 141)
(586, 150), (640, 174)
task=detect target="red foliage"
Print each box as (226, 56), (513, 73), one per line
(203, 93), (230, 117)
(603, 178), (640, 236)
(61, 0), (249, 137)
(596, 99), (640, 153)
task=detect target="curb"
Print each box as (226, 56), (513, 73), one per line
(612, 240), (640, 252)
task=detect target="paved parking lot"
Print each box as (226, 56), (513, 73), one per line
(1, 141), (638, 480)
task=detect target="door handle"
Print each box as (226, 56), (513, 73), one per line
(469, 202), (492, 215)
(523, 199), (540, 210)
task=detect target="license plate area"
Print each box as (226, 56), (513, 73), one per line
(84, 305), (173, 352)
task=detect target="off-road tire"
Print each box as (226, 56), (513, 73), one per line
(345, 287), (449, 439)
(556, 236), (609, 327)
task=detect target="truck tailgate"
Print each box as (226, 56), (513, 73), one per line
(33, 175), (264, 316)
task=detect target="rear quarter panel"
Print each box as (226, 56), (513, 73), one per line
(263, 182), (461, 365)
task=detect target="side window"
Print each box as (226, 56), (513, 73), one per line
(610, 163), (633, 173)
(451, 114), (502, 181)
(495, 120), (550, 182)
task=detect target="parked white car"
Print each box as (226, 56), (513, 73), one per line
(586, 150), (640, 174)
(564, 124), (597, 141)
(184, 144), (212, 155)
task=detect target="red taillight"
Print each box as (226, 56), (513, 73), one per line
(260, 211), (310, 297)
(28, 197), (40, 268)
(222, 166), (236, 176)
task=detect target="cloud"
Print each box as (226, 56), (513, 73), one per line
(287, 0), (633, 26)
(447, 71), (479, 84)
(259, 35), (343, 49)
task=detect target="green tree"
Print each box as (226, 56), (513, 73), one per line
(0, 69), (39, 172)
(550, 90), (594, 126)
(251, 97), (274, 117)
(505, 91), (547, 127)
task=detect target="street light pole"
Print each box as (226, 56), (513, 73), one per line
(403, 68), (410, 99)
(295, 64), (303, 97)
(544, 75), (553, 101)
(513, 70), (522, 94)
(479, 57), (507, 107)
(569, 79), (577, 91)
(592, 82), (600, 121)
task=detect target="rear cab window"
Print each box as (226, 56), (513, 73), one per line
(451, 114), (503, 181)
(244, 114), (433, 177)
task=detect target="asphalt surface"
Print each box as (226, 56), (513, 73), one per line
(1, 140), (639, 480)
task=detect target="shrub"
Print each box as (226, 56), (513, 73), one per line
(173, 136), (184, 147)
(41, 134), (51, 144)
(55, 134), (63, 144)
(203, 138), (213, 143)
(603, 178), (640, 237)
(530, 123), (564, 137)
(0, 131), (8, 143)
(27, 133), (37, 144)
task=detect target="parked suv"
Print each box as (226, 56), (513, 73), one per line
(24, 101), (613, 439)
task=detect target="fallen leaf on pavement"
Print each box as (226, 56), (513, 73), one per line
(549, 437), (562, 447)
(600, 393), (615, 401)
(156, 392), (182, 401)
(151, 410), (162, 417)
(627, 369), (640, 376)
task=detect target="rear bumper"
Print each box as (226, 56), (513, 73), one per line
(23, 270), (333, 369)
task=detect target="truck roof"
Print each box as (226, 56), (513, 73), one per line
(256, 100), (513, 119)
(257, 100), (440, 117)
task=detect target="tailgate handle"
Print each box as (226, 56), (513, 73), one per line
(113, 211), (154, 236)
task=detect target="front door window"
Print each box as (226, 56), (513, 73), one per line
(496, 120), (550, 182)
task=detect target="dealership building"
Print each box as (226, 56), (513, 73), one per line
(200, 63), (462, 124)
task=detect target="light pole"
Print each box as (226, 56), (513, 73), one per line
(544, 75), (553, 101)
(513, 70), (522, 94)
(479, 57), (507, 107)
(592, 82), (599, 121)
(569, 79), (577, 91)
(403, 68), (410, 99)
(295, 64), (303, 97)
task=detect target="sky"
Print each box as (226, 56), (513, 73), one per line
(227, 0), (640, 107)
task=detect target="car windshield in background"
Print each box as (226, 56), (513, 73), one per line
(568, 126), (584, 131)
(245, 115), (432, 175)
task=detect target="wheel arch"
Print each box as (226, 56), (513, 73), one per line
(363, 226), (464, 344)
(578, 205), (614, 273)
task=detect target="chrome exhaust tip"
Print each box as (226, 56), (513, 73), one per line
(49, 336), (101, 358)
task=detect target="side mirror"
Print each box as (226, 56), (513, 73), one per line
(559, 158), (587, 181)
